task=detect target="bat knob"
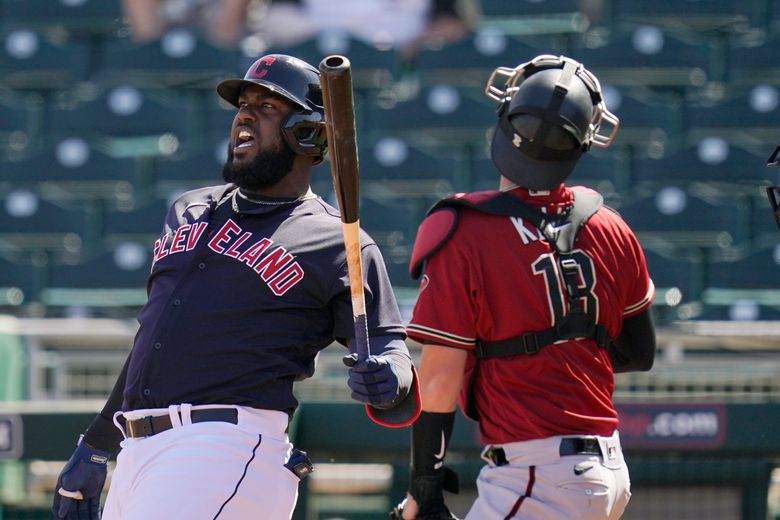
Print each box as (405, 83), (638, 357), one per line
(342, 352), (359, 367)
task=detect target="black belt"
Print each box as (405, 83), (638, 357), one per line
(484, 437), (603, 467)
(124, 408), (238, 438)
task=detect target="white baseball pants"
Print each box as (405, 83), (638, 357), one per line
(102, 404), (298, 520)
(466, 431), (631, 520)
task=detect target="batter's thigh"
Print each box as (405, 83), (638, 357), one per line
(104, 423), (299, 520)
(466, 456), (631, 520)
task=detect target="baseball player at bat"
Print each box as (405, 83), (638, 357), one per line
(396, 55), (657, 519)
(51, 53), (419, 520)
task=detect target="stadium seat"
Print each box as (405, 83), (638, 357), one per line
(726, 33), (780, 87)
(271, 33), (401, 89)
(360, 195), (416, 288)
(0, 28), (90, 91)
(153, 141), (227, 187)
(704, 243), (780, 291)
(615, 185), (750, 249)
(612, 0), (756, 33)
(94, 29), (243, 89)
(479, 0), (591, 36)
(0, 189), (99, 256)
(412, 30), (556, 87)
(0, 88), (44, 156)
(358, 137), (468, 199)
(0, 137), (141, 200)
(603, 84), (684, 147)
(102, 196), (170, 250)
(0, 252), (47, 306)
(570, 25), (715, 89)
(41, 243), (152, 315)
(643, 244), (704, 305)
(364, 84), (495, 148)
(0, 0), (123, 35)
(686, 84), (780, 146)
(630, 137), (772, 191)
(46, 85), (199, 146)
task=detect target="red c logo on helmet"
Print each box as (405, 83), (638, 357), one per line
(248, 56), (276, 80)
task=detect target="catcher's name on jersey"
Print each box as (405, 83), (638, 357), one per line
(152, 218), (304, 296)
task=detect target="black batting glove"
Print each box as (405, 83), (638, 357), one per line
(344, 353), (401, 409)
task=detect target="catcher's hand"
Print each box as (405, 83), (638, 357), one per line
(389, 496), (460, 520)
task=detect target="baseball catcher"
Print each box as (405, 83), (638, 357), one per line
(395, 54), (656, 519)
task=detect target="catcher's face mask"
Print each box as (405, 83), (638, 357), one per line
(767, 143), (780, 230)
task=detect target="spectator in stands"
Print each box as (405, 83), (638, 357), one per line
(122, 0), (254, 48)
(249, 0), (479, 60)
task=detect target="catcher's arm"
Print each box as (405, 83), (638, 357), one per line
(609, 308), (655, 373)
(391, 344), (466, 519)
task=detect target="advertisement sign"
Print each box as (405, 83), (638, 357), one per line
(617, 403), (727, 450)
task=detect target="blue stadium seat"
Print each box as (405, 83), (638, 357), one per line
(152, 131), (228, 196)
(364, 84), (495, 147)
(0, 189), (99, 255)
(0, 0), (122, 35)
(95, 29), (243, 89)
(102, 196), (170, 249)
(615, 185), (750, 249)
(603, 84), (684, 146)
(685, 85), (780, 145)
(704, 243), (780, 291)
(412, 30), (556, 87)
(570, 25), (715, 88)
(0, 88), (44, 156)
(479, 0), (591, 36)
(358, 137), (468, 198)
(726, 34), (780, 87)
(0, 252), (47, 306)
(46, 85), (199, 146)
(271, 33), (402, 89)
(41, 243), (152, 314)
(0, 137), (141, 200)
(612, 0), (756, 32)
(0, 28), (90, 91)
(631, 138), (772, 190)
(643, 245), (704, 305)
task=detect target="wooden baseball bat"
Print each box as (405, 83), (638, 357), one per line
(319, 55), (370, 361)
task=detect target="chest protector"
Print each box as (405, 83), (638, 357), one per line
(410, 187), (611, 359)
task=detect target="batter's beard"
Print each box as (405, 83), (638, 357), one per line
(222, 142), (297, 191)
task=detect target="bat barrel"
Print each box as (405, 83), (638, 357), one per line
(320, 55), (351, 75)
(319, 55), (360, 224)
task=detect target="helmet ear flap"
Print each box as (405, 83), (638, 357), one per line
(281, 111), (328, 158)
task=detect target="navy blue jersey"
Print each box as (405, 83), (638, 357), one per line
(122, 184), (405, 414)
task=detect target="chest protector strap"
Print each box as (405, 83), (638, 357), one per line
(415, 187), (611, 359)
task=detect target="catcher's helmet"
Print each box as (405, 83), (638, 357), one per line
(485, 54), (619, 190)
(217, 54), (328, 159)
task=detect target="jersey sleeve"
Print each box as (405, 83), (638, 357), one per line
(610, 213), (655, 318)
(406, 234), (478, 349)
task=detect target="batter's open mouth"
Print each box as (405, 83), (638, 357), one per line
(235, 129), (255, 149)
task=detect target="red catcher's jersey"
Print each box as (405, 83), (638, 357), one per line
(406, 185), (654, 445)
